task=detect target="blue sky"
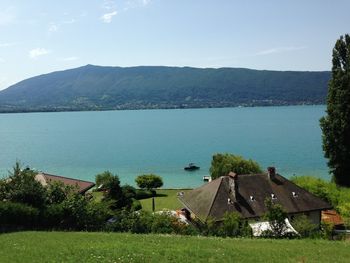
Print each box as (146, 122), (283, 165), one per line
(0, 0), (349, 90)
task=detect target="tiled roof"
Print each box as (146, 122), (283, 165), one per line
(36, 172), (95, 194)
(178, 173), (332, 222)
(321, 210), (344, 226)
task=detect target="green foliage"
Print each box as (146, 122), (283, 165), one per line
(0, 202), (40, 228)
(201, 213), (252, 238)
(219, 212), (250, 237)
(0, 65), (330, 113)
(263, 198), (288, 238)
(135, 174), (163, 194)
(0, 162), (47, 208)
(320, 221), (334, 240)
(291, 215), (318, 238)
(95, 171), (114, 190)
(105, 210), (194, 235)
(210, 153), (262, 179)
(291, 176), (350, 226)
(320, 34), (350, 187)
(46, 181), (74, 204)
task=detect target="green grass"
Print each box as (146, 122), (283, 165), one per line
(139, 189), (186, 212)
(0, 232), (349, 262)
(91, 189), (185, 212)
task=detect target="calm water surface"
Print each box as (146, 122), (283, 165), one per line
(0, 106), (329, 187)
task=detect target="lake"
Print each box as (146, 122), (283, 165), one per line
(0, 105), (329, 188)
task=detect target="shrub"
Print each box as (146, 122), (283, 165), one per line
(131, 199), (142, 211)
(262, 198), (289, 238)
(291, 176), (350, 225)
(0, 163), (47, 208)
(219, 212), (242, 237)
(0, 202), (40, 228)
(291, 215), (318, 238)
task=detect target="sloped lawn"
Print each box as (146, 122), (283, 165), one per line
(0, 232), (349, 262)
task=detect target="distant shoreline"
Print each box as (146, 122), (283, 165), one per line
(0, 102), (326, 115)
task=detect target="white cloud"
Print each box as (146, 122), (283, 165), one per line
(103, 0), (116, 10)
(48, 23), (59, 32)
(256, 46), (307, 56)
(63, 18), (76, 24)
(29, 48), (51, 59)
(0, 42), (16, 47)
(59, 56), (79, 61)
(101, 11), (118, 23)
(0, 57), (5, 62)
(123, 0), (152, 11)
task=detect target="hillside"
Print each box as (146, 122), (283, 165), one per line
(0, 65), (330, 113)
(0, 232), (349, 262)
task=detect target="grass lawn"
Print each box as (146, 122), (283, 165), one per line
(0, 231), (350, 262)
(139, 189), (187, 212)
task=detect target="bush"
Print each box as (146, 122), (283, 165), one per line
(105, 210), (194, 235)
(201, 213), (252, 238)
(0, 163), (47, 208)
(291, 176), (350, 225)
(291, 215), (318, 238)
(131, 199), (142, 211)
(0, 202), (40, 228)
(262, 198), (289, 238)
(219, 212), (242, 237)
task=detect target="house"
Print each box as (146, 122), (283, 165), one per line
(35, 172), (95, 194)
(178, 167), (332, 226)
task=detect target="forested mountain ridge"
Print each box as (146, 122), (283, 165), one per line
(0, 65), (330, 113)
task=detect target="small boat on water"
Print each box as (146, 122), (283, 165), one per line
(184, 163), (200, 171)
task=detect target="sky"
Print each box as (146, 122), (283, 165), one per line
(0, 0), (349, 90)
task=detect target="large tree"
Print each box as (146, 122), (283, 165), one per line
(210, 153), (262, 180)
(320, 34), (350, 187)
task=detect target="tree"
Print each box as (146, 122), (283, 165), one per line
(95, 171), (114, 190)
(135, 174), (163, 195)
(263, 198), (288, 238)
(0, 162), (47, 208)
(209, 153), (262, 180)
(135, 174), (163, 212)
(320, 34), (350, 187)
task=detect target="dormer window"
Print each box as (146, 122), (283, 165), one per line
(250, 195), (255, 201)
(271, 193), (277, 200)
(292, 191), (298, 198)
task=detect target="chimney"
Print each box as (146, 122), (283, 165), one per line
(267, 167), (276, 180)
(228, 172), (238, 201)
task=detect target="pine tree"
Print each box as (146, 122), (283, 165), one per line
(320, 34), (350, 187)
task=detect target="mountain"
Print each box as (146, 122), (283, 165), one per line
(0, 65), (330, 113)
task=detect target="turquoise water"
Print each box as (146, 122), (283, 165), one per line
(0, 106), (329, 188)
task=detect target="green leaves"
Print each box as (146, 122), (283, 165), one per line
(321, 34), (350, 187)
(135, 174), (164, 192)
(210, 153), (262, 179)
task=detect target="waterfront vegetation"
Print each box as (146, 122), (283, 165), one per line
(0, 232), (349, 263)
